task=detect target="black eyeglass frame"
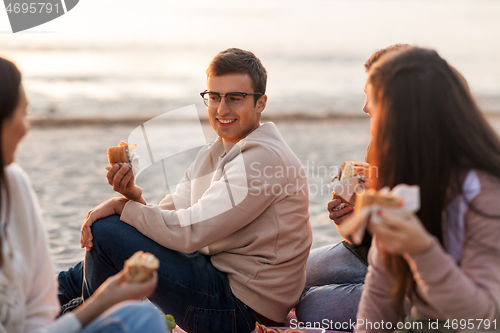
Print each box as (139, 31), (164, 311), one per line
(200, 90), (263, 107)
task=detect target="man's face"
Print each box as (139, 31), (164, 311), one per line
(206, 73), (266, 144)
(362, 78), (377, 136)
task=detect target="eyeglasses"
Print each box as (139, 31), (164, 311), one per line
(200, 90), (263, 108)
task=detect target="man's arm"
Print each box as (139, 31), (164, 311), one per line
(120, 149), (292, 253)
(81, 154), (197, 250)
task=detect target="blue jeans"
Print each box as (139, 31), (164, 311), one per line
(58, 215), (261, 333)
(79, 301), (167, 333)
(295, 243), (367, 331)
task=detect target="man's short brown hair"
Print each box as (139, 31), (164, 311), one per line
(207, 48), (267, 99)
(364, 44), (410, 72)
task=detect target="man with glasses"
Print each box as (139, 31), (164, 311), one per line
(58, 48), (312, 333)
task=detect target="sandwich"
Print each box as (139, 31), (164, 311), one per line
(330, 160), (371, 209)
(338, 188), (401, 244)
(107, 141), (138, 166)
(339, 160), (370, 180)
(354, 188), (400, 212)
(124, 251), (160, 283)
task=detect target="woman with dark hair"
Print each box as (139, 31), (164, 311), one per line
(0, 56), (168, 333)
(356, 47), (500, 331)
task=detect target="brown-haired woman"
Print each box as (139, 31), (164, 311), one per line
(356, 47), (500, 331)
(0, 56), (167, 333)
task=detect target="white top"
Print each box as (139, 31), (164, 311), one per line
(0, 163), (81, 333)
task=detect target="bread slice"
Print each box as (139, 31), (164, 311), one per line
(107, 145), (129, 165)
(124, 251), (159, 283)
(340, 160), (370, 180)
(354, 188), (400, 212)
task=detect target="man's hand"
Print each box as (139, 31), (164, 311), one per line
(80, 197), (128, 251)
(327, 199), (354, 225)
(106, 164), (143, 202)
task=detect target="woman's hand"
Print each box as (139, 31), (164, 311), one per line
(367, 209), (433, 256)
(74, 270), (158, 328)
(93, 270), (158, 308)
(80, 197), (128, 251)
(327, 199), (354, 225)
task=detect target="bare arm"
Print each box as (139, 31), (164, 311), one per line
(73, 271), (158, 328)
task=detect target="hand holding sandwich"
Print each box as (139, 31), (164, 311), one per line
(73, 270), (158, 327)
(105, 163), (146, 204)
(80, 197), (128, 251)
(106, 141), (145, 204)
(328, 198), (354, 225)
(368, 209), (433, 256)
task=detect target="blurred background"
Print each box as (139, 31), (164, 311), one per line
(2, 0), (500, 120)
(2, 0), (500, 270)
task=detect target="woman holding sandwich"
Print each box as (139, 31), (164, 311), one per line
(355, 46), (500, 331)
(0, 56), (167, 333)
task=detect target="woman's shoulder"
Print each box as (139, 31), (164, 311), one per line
(472, 169), (500, 197)
(5, 163), (30, 184)
(4, 163), (34, 198)
(464, 169), (500, 218)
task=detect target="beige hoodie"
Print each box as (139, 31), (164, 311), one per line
(121, 122), (312, 322)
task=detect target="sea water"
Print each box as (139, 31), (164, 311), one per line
(1, 0), (499, 120)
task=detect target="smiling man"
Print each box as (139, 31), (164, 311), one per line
(58, 48), (312, 333)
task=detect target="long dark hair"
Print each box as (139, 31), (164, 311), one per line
(368, 47), (500, 307)
(0, 57), (22, 263)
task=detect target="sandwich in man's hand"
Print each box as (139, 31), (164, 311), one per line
(107, 141), (138, 166)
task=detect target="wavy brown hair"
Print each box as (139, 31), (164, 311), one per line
(368, 47), (500, 308)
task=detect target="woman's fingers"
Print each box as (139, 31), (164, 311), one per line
(376, 209), (410, 227)
(119, 272), (159, 300)
(329, 206), (354, 224)
(369, 209), (432, 255)
(327, 199), (342, 212)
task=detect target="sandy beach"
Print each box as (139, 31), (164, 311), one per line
(15, 116), (500, 272)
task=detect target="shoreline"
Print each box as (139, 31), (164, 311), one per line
(27, 112), (500, 127)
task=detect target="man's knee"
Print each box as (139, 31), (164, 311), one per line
(90, 214), (127, 248)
